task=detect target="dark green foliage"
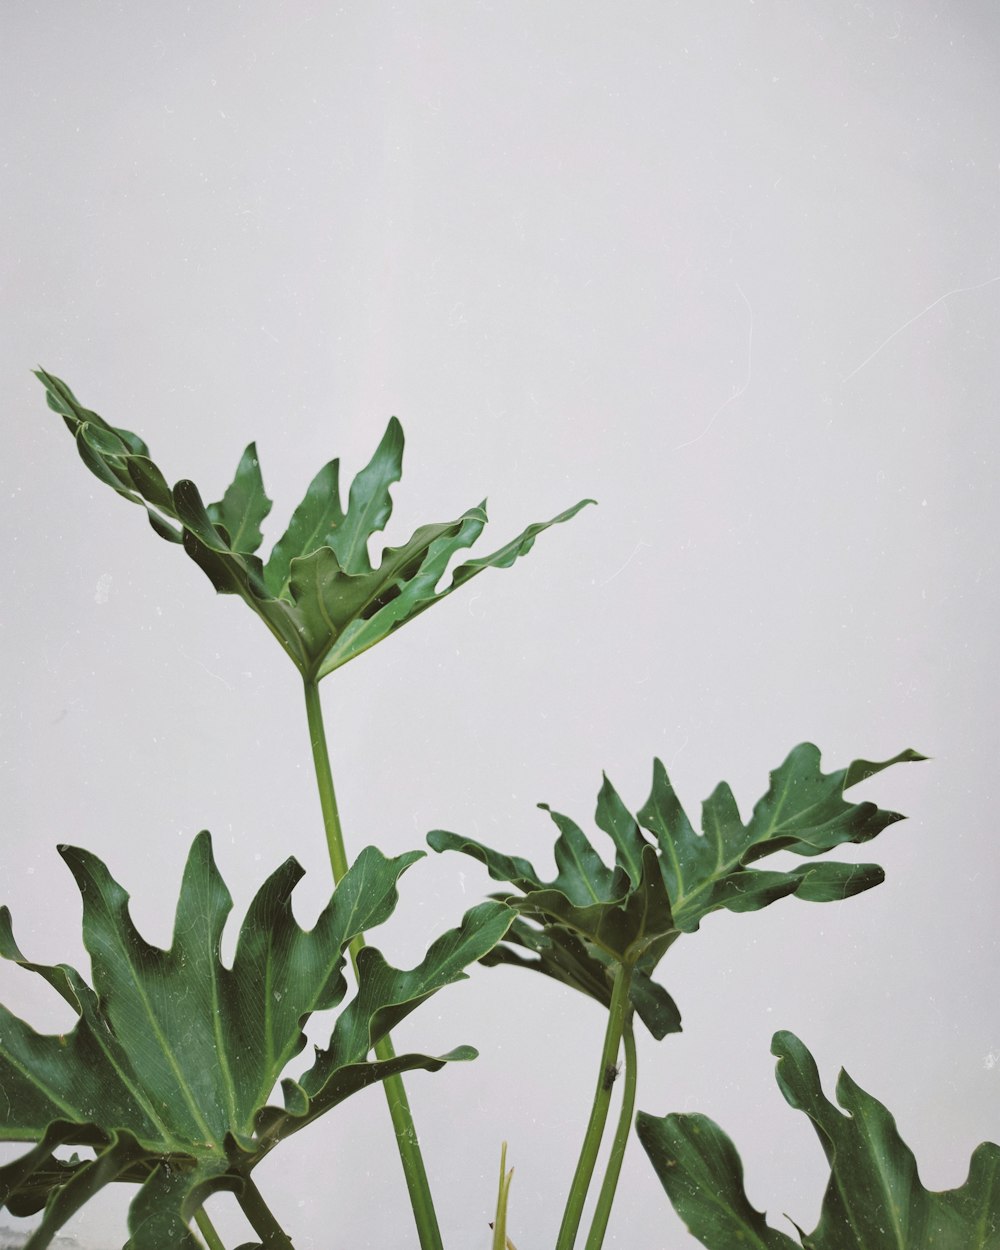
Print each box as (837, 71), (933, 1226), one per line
(0, 837), (512, 1248)
(637, 1032), (1000, 1249)
(35, 370), (592, 680)
(430, 745), (923, 1035)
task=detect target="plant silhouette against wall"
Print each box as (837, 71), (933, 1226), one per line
(1, 372), (995, 1248)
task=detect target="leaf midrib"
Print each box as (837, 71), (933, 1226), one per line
(666, 802), (737, 921)
(0, 1038), (94, 1126)
(103, 922), (218, 1146)
(832, 1109), (908, 1249)
(665, 1121), (786, 1249)
(562, 836), (604, 905)
(667, 772), (851, 924)
(227, 479), (265, 552)
(270, 471), (343, 597)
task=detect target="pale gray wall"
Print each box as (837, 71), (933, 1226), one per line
(2, 4), (999, 1247)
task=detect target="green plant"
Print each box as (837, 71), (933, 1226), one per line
(637, 1032), (1000, 1249)
(3, 371), (995, 1248)
(0, 838), (508, 1249)
(428, 744), (925, 1250)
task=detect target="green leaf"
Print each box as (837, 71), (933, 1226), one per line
(595, 774), (650, 887)
(636, 744), (925, 932)
(333, 416), (404, 574)
(37, 369), (149, 456)
(206, 443), (272, 555)
(309, 497), (594, 680)
(773, 1031), (1000, 1248)
(636, 1111), (799, 1249)
(36, 371), (593, 680)
(637, 1032), (1000, 1249)
(516, 843), (675, 964)
(296, 900), (513, 1108)
(0, 837), (511, 1247)
(481, 918), (682, 1039)
(288, 507), (487, 672)
(263, 458), (344, 596)
(429, 746), (922, 1037)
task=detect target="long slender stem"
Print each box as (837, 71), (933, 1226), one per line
(193, 1201), (227, 1250)
(555, 964), (633, 1250)
(303, 676), (350, 882)
(303, 678), (445, 1250)
(584, 1016), (637, 1250)
(237, 1176), (295, 1250)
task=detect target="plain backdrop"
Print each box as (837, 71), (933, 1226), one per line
(2, 4), (999, 1247)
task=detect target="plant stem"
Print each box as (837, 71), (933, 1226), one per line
(237, 1176), (295, 1250)
(583, 1016), (637, 1250)
(554, 963), (633, 1250)
(193, 1206), (228, 1250)
(302, 678), (444, 1250)
(303, 676), (350, 882)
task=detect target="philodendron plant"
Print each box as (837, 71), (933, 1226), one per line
(637, 1031), (1000, 1249)
(1, 371), (995, 1249)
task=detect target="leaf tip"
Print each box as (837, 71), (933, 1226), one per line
(173, 477), (199, 501)
(56, 842), (85, 870)
(770, 1028), (800, 1055)
(383, 415), (405, 454)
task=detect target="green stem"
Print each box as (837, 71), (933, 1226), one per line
(303, 675), (349, 882)
(583, 1016), (637, 1250)
(303, 678), (444, 1250)
(555, 963), (633, 1250)
(193, 1206), (227, 1250)
(237, 1176), (295, 1249)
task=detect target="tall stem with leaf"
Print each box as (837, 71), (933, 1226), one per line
(585, 1018), (637, 1250)
(33, 369), (591, 1247)
(555, 964), (633, 1250)
(304, 676), (443, 1250)
(430, 743), (925, 1246)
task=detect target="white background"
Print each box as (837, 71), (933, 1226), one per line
(2, 4), (999, 1246)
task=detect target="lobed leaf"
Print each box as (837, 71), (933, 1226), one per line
(637, 1032), (1000, 1249)
(263, 457), (343, 596)
(332, 415), (404, 574)
(206, 443), (272, 555)
(36, 370), (593, 680)
(0, 837), (511, 1247)
(637, 1111), (799, 1249)
(638, 744), (925, 932)
(429, 745), (922, 1036)
(296, 900), (513, 1107)
(481, 918), (682, 1039)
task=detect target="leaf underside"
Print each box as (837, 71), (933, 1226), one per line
(637, 1031), (1000, 1249)
(429, 744), (923, 1036)
(35, 370), (593, 680)
(0, 837), (512, 1249)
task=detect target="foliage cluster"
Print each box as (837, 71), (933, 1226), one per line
(2, 372), (994, 1249)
